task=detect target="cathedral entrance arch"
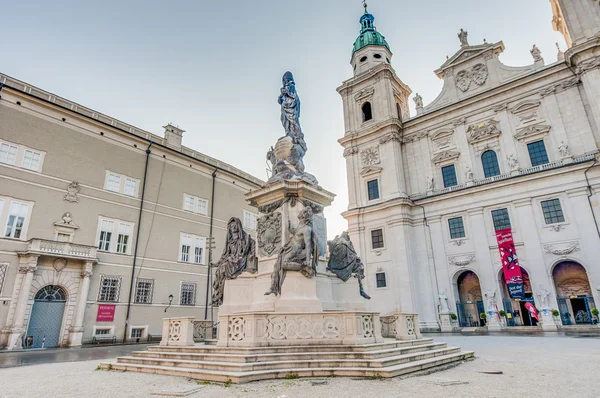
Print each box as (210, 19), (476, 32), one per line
(455, 271), (485, 327)
(552, 262), (595, 325)
(499, 267), (538, 327)
(26, 285), (67, 348)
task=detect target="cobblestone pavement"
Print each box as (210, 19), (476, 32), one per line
(0, 334), (599, 398)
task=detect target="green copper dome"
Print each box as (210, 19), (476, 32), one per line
(352, 9), (391, 59)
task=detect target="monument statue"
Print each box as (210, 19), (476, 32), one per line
(458, 29), (469, 47)
(326, 231), (371, 299)
(265, 206), (318, 296)
(266, 72), (318, 185)
(212, 217), (258, 306)
(438, 288), (450, 313)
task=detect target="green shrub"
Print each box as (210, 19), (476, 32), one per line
(551, 309), (560, 317)
(479, 312), (487, 319)
(449, 313), (457, 320)
(499, 310), (506, 317)
(591, 308), (599, 316)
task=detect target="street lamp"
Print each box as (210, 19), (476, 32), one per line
(165, 294), (174, 313)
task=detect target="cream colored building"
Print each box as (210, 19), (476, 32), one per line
(339, 1), (600, 331)
(0, 73), (262, 349)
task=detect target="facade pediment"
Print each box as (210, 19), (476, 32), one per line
(432, 149), (460, 164)
(514, 123), (551, 141)
(466, 119), (501, 144)
(360, 165), (383, 176)
(435, 42), (503, 77)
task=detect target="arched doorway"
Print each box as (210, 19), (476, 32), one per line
(455, 271), (485, 327)
(553, 262), (596, 325)
(499, 267), (538, 327)
(26, 285), (67, 348)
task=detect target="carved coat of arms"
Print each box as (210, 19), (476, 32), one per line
(257, 212), (282, 257)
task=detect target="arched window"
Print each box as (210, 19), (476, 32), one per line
(362, 102), (373, 122)
(481, 150), (501, 178)
(35, 285), (67, 301)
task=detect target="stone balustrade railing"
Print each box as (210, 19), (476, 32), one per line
(26, 239), (98, 259)
(380, 313), (422, 340)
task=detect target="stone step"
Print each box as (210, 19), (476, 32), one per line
(100, 350), (474, 384)
(132, 342), (448, 363)
(115, 347), (461, 372)
(147, 338), (434, 355)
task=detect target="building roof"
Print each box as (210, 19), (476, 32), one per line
(352, 9), (391, 59)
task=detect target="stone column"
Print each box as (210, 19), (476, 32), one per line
(68, 261), (94, 346)
(7, 255), (38, 350)
(578, 63), (600, 142)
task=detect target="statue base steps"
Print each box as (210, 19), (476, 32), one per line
(100, 338), (474, 384)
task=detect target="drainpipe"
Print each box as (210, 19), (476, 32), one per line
(584, 156), (600, 240)
(123, 142), (152, 343)
(204, 170), (217, 321)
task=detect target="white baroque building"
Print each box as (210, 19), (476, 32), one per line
(338, 1), (600, 331)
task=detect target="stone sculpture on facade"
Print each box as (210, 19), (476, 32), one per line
(257, 212), (282, 257)
(484, 289), (497, 310)
(266, 71), (318, 185)
(507, 154), (519, 171)
(530, 44), (543, 62)
(413, 93), (423, 109)
(326, 231), (371, 299)
(425, 176), (435, 191)
(212, 217), (258, 306)
(558, 141), (571, 158)
(438, 288), (450, 313)
(458, 29), (469, 47)
(465, 166), (474, 182)
(536, 285), (551, 309)
(265, 206), (318, 296)
(64, 181), (80, 203)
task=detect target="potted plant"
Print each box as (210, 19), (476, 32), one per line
(551, 309), (561, 325)
(591, 308), (599, 325)
(479, 312), (487, 326)
(498, 310), (507, 327)
(449, 313), (458, 324)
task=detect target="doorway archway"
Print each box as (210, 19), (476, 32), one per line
(26, 285), (67, 348)
(499, 267), (538, 326)
(455, 270), (484, 327)
(552, 262), (595, 325)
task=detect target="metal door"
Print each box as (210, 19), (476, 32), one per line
(557, 297), (572, 326)
(26, 286), (66, 348)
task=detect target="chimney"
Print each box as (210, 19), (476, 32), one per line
(163, 123), (185, 150)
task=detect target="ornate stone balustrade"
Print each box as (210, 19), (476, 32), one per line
(192, 320), (216, 342)
(380, 313), (422, 340)
(217, 312), (383, 347)
(21, 239), (98, 260)
(160, 317), (196, 347)
(412, 152), (596, 200)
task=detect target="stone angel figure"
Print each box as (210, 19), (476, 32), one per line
(326, 231), (371, 300)
(278, 71), (307, 172)
(530, 44), (543, 62)
(458, 29), (469, 47)
(413, 93), (423, 109)
(265, 206), (318, 296)
(212, 217), (258, 306)
(558, 141), (571, 158)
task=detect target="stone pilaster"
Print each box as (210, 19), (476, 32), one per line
(68, 261), (94, 347)
(6, 255), (38, 350)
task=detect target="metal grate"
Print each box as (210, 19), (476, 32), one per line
(98, 275), (122, 302)
(34, 285), (67, 301)
(180, 282), (196, 306)
(0, 263), (7, 295)
(134, 279), (154, 304)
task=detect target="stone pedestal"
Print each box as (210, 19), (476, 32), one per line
(439, 313), (454, 332)
(540, 309), (558, 331)
(486, 311), (502, 331)
(160, 317), (195, 347)
(381, 313), (422, 340)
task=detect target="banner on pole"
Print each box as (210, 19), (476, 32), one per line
(524, 302), (539, 321)
(495, 228), (525, 299)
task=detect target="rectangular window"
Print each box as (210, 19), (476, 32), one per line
(243, 210), (258, 230)
(130, 327), (145, 339)
(106, 173), (122, 192)
(180, 282), (196, 306)
(5, 201), (29, 239)
(0, 263), (8, 295)
(179, 233), (206, 264)
(98, 275), (122, 302)
(442, 165), (458, 188)
(98, 219), (115, 251)
(491, 208), (511, 231)
(376, 272), (387, 288)
(448, 217), (466, 239)
(194, 237), (204, 264)
(134, 279), (154, 304)
(527, 140), (549, 167)
(371, 229), (384, 249)
(541, 199), (565, 225)
(94, 328), (111, 335)
(124, 178), (138, 197)
(21, 150), (41, 171)
(367, 179), (380, 200)
(180, 234), (192, 262)
(0, 143), (18, 165)
(183, 194), (208, 215)
(116, 223), (132, 254)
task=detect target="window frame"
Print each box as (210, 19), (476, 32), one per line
(183, 193), (208, 216)
(92, 326), (115, 336)
(447, 216), (466, 240)
(527, 140), (550, 167)
(367, 179), (380, 201)
(4, 201), (30, 240)
(96, 217), (134, 255)
(361, 102), (373, 122)
(243, 210), (259, 231)
(491, 208), (512, 231)
(97, 275), (122, 303)
(0, 140), (45, 172)
(375, 272), (387, 289)
(370, 228), (385, 250)
(0, 142), (18, 166)
(441, 164), (458, 188)
(134, 278), (154, 304)
(180, 281), (197, 306)
(0, 263), (8, 296)
(104, 171), (139, 197)
(481, 150), (501, 178)
(129, 325), (148, 339)
(179, 233), (206, 265)
(540, 198), (566, 225)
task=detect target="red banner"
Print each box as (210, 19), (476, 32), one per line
(524, 302), (539, 321)
(495, 228), (525, 299)
(96, 304), (116, 322)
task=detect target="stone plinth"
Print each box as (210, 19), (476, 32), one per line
(380, 313), (422, 340)
(439, 313), (454, 332)
(540, 309), (558, 331)
(217, 311), (383, 347)
(160, 317), (195, 347)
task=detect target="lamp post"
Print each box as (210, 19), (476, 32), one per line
(164, 294), (173, 313)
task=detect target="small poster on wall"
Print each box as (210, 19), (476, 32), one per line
(96, 304), (116, 322)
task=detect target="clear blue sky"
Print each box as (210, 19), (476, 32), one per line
(1, 0), (565, 237)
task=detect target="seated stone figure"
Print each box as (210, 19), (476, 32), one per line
(327, 231), (371, 300)
(212, 217), (257, 306)
(265, 206), (318, 296)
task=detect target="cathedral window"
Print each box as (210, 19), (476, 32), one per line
(376, 272), (387, 288)
(367, 179), (380, 200)
(481, 150), (501, 178)
(371, 229), (384, 249)
(360, 56), (368, 63)
(541, 199), (565, 225)
(491, 208), (511, 231)
(448, 217), (466, 239)
(362, 102), (373, 122)
(374, 53), (382, 59)
(527, 140), (549, 167)
(441, 165), (458, 188)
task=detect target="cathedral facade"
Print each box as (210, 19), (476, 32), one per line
(339, 0), (600, 331)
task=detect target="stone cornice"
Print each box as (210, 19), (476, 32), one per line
(338, 118), (402, 146)
(337, 64), (411, 96)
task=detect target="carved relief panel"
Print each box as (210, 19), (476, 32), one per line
(455, 63), (488, 92)
(257, 212), (282, 257)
